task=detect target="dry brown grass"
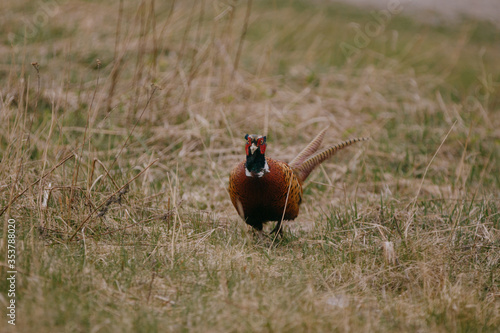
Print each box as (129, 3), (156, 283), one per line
(0, 0), (499, 332)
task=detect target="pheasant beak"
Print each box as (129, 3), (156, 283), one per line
(249, 143), (258, 155)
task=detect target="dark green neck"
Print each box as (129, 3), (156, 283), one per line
(245, 151), (266, 174)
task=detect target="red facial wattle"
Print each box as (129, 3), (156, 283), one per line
(245, 136), (266, 155)
(259, 143), (266, 154)
(245, 136), (252, 155)
(258, 138), (266, 154)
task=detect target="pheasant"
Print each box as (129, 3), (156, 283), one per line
(228, 128), (368, 234)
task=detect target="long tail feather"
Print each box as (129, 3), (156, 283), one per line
(295, 137), (369, 182)
(289, 127), (329, 169)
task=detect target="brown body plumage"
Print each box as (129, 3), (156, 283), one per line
(229, 129), (368, 234)
(229, 158), (302, 232)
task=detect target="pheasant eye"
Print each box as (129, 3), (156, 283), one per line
(258, 138), (263, 145)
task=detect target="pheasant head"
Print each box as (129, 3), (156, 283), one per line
(244, 134), (269, 178)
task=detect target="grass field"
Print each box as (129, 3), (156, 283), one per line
(0, 0), (499, 331)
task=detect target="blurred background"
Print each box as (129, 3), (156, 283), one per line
(334, 0), (500, 23)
